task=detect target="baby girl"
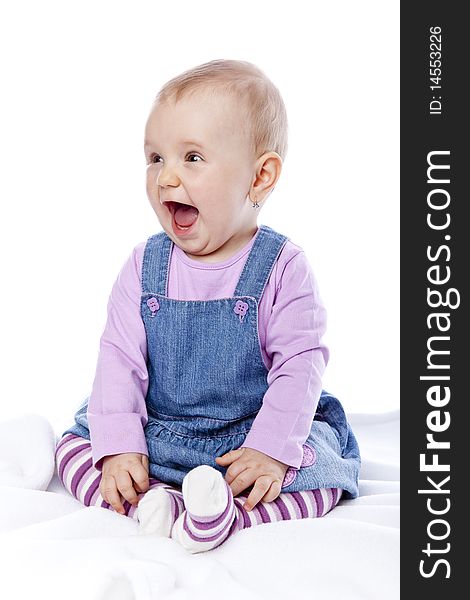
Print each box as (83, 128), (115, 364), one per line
(56, 59), (360, 553)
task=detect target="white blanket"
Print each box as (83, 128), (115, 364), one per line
(1, 412), (399, 599)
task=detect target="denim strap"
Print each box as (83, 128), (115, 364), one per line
(233, 225), (288, 301)
(141, 231), (172, 296)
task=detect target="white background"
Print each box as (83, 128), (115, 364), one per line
(0, 1), (399, 435)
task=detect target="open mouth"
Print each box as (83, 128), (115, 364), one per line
(165, 201), (199, 233)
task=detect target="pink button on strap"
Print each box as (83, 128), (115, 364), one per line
(234, 300), (249, 323)
(147, 297), (160, 317)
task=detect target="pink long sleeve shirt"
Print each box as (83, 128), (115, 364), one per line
(87, 227), (329, 471)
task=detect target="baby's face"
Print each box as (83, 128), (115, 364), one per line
(144, 91), (259, 262)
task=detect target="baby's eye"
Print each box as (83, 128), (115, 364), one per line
(187, 153), (202, 162)
(146, 153), (162, 165)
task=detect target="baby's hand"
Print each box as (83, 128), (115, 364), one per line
(215, 447), (288, 511)
(100, 453), (149, 515)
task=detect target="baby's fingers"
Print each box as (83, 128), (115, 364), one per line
(115, 472), (140, 507)
(130, 462), (150, 495)
(215, 448), (244, 466)
(101, 475), (125, 515)
(244, 476), (280, 511)
(261, 479), (282, 504)
(228, 469), (256, 498)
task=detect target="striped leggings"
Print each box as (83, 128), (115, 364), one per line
(56, 433), (342, 552)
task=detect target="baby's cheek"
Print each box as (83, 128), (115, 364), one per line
(197, 186), (221, 210)
(145, 165), (160, 190)
(145, 177), (154, 198)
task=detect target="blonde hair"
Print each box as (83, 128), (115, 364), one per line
(155, 59), (288, 161)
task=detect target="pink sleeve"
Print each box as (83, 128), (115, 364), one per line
(87, 243), (150, 470)
(240, 251), (329, 468)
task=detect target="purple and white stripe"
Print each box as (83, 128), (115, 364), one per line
(174, 481), (343, 552)
(182, 482), (237, 545)
(55, 433), (184, 521)
(56, 433), (342, 552)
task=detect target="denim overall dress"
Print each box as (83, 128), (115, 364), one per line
(64, 225), (360, 498)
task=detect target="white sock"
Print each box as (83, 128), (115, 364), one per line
(171, 465), (236, 553)
(137, 487), (175, 537)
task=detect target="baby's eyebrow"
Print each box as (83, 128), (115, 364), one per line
(143, 139), (206, 150)
(180, 140), (205, 149)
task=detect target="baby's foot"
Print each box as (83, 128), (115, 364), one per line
(182, 464), (229, 516)
(171, 465), (237, 553)
(137, 487), (176, 537)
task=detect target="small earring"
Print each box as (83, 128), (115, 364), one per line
(252, 200), (260, 209)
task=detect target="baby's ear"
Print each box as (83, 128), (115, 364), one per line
(255, 152), (282, 193)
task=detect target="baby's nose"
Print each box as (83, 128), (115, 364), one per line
(157, 163), (180, 188)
